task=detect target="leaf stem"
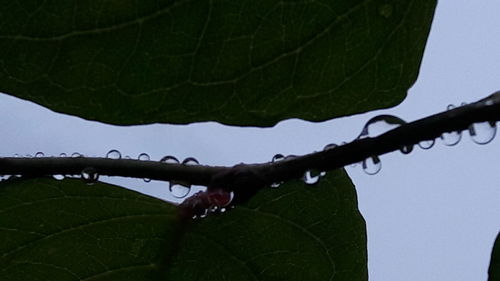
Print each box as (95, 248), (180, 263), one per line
(1, 91), (499, 194)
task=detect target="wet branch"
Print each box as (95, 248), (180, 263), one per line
(1, 91), (499, 198)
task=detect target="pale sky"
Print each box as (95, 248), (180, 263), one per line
(1, 0), (499, 280)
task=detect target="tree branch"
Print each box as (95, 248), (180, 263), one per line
(1, 91), (499, 200)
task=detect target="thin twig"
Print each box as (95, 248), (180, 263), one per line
(1, 91), (499, 194)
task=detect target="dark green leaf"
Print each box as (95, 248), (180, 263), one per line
(0, 0), (436, 126)
(169, 169), (367, 281)
(0, 169), (366, 280)
(489, 232), (500, 281)
(0, 177), (180, 281)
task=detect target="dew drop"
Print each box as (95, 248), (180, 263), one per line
(137, 153), (150, 161)
(136, 153), (151, 182)
(209, 205), (219, 213)
(210, 190), (234, 207)
(302, 170), (322, 185)
(13, 153), (20, 157)
(35, 152), (44, 158)
(357, 115), (406, 139)
(440, 131), (462, 146)
(484, 99), (495, 106)
(71, 152), (83, 158)
(270, 154), (284, 187)
(270, 182), (281, 188)
(468, 121), (496, 145)
(323, 143), (338, 150)
(418, 139), (435, 150)
(447, 104), (456, 110)
(106, 149), (121, 159)
(160, 155), (179, 164)
(124, 155), (131, 159)
(362, 156), (382, 175)
(170, 182), (191, 198)
(192, 208), (209, 220)
(161, 157), (193, 197)
(272, 154), (285, 162)
(399, 145), (413, 154)
(53, 174), (65, 181)
(182, 157), (199, 165)
(59, 153), (67, 157)
(81, 167), (99, 185)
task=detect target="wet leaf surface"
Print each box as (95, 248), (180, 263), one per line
(0, 0), (436, 126)
(0, 169), (366, 281)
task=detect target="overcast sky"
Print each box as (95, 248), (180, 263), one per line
(1, 0), (499, 280)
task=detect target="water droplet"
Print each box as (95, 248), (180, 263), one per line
(323, 143), (338, 150)
(71, 152), (83, 158)
(13, 153), (20, 157)
(378, 4), (393, 18)
(399, 145), (413, 154)
(270, 182), (281, 188)
(59, 153), (67, 157)
(170, 182), (191, 198)
(270, 154), (286, 187)
(210, 190), (234, 207)
(35, 152), (44, 158)
(53, 174), (65, 181)
(124, 155), (131, 159)
(357, 115), (406, 139)
(81, 167), (99, 185)
(106, 149), (121, 159)
(468, 121), (496, 145)
(272, 154), (285, 162)
(192, 208), (209, 220)
(447, 104), (456, 110)
(418, 139), (435, 150)
(136, 153), (151, 182)
(362, 156), (382, 175)
(166, 157), (197, 198)
(460, 102), (468, 107)
(302, 170), (322, 185)
(137, 153), (150, 161)
(484, 99), (495, 106)
(160, 155), (179, 164)
(182, 157), (199, 165)
(25, 154), (33, 158)
(440, 131), (462, 146)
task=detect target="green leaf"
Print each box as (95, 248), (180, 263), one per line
(0, 177), (180, 281)
(489, 232), (500, 281)
(0, 169), (366, 281)
(169, 169), (367, 281)
(0, 0), (436, 126)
